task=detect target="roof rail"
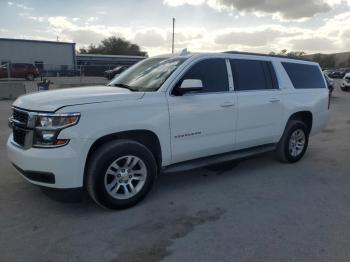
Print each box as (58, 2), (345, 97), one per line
(223, 51), (312, 62)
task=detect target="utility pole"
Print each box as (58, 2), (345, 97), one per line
(172, 17), (175, 54)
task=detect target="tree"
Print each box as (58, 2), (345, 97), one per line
(79, 36), (148, 57)
(311, 53), (336, 69)
(286, 51), (306, 57)
(268, 49), (305, 57)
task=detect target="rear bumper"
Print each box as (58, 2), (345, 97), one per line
(6, 134), (91, 189)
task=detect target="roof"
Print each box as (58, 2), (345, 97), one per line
(76, 54), (146, 59)
(223, 51), (312, 62)
(0, 38), (75, 46)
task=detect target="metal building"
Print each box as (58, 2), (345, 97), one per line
(0, 38), (76, 73)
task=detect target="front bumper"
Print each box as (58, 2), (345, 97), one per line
(6, 134), (91, 189)
(341, 81), (350, 87)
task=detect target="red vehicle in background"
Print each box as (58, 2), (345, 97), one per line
(0, 63), (40, 80)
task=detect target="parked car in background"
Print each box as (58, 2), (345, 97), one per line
(7, 52), (330, 209)
(341, 73), (350, 91)
(324, 73), (335, 95)
(103, 65), (129, 80)
(323, 69), (333, 77)
(0, 63), (39, 80)
(328, 69), (345, 79)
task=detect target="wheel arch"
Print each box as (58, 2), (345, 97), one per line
(287, 111), (313, 133)
(84, 129), (162, 182)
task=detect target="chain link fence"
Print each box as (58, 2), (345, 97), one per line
(0, 62), (133, 92)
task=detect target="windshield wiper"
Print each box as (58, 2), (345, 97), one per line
(110, 83), (138, 92)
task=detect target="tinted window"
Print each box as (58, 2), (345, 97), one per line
(282, 62), (326, 89)
(230, 59), (278, 91)
(180, 59), (229, 93)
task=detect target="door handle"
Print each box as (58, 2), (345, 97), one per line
(220, 102), (235, 108)
(269, 98), (280, 103)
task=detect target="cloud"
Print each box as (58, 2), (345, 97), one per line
(134, 30), (166, 47)
(164, 0), (345, 19)
(48, 16), (77, 30)
(86, 17), (99, 23)
(28, 16), (45, 22)
(163, 0), (205, 6)
(46, 16), (132, 47)
(211, 0), (333, 19)
(23, 9), (350, 56)
(215, 27), (293, 47)
(62, 29), (106, 45)
(7, 1), (33, 10)
(290, 37), (337, 52)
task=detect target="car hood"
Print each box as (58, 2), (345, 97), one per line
(13, 85), (145, 112)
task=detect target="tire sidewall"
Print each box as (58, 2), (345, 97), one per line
(283, 122), (309, 163)
(88, 141), (157, 209)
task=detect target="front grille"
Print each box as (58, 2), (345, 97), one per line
(13, 126), (27, 147)
(13, 109), (28, 127)
(11, 108), (31, 148)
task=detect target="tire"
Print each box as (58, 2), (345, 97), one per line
(276, 120), (309, 163)
(26, 74), (34, 81)
(86, 139), (158, 209)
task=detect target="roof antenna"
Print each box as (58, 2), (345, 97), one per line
(180, 48), (188, 56)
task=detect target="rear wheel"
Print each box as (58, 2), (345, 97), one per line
(276, 120), (309, 163)
(86, 140), (157, 209)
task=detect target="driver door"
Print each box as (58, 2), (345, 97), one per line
(167, 58), (237, 164)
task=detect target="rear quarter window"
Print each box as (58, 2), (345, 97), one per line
(282, 62), (326, 89)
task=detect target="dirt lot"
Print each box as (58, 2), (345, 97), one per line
(1, 83), (350, 262)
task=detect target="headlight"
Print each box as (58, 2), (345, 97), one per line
(33, 113), (80, 148)
(36, 113), (80, 129)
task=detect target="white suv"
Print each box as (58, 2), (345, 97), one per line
(7, 52), (330, 209)
(341, 72), (350, 91)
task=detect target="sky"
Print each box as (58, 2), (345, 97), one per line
(1, 0), (350, 56)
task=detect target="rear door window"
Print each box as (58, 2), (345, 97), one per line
(282, 62), (326, 89)
(230, 59), (278, 91)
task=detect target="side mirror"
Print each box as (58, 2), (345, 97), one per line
(176, 79), (203, 95)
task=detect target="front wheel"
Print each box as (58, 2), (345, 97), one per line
(276, 120), (309, 163)
(86, 140), (157, 209)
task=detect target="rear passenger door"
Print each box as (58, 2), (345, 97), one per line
(230, 59), (283, 149)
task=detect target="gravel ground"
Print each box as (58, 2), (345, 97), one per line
(0, 83), (350, 262)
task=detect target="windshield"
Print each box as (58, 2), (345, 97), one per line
(108, 56), (187, 92)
